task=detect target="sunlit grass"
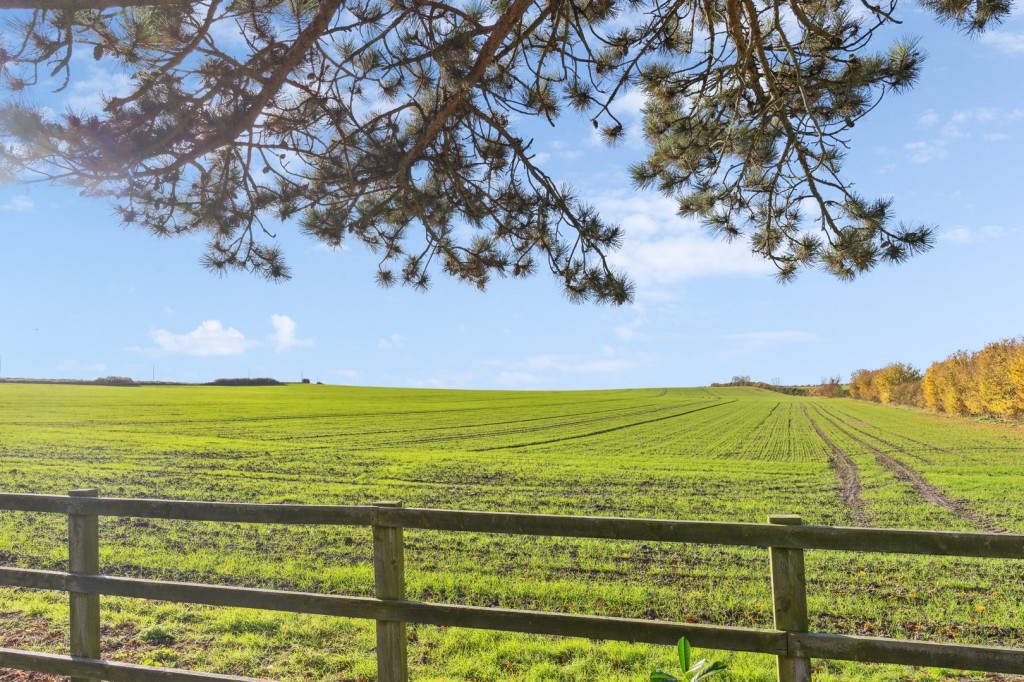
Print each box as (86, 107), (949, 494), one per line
(1, 383), (1022, 680)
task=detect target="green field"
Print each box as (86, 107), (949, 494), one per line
(1, 383), (1023, 681)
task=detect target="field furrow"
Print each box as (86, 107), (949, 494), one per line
(2, 384), (1024, 681)
(799, 404), (871, 526)
(809, 406), (1002, 532)
(470, 400), (738, 451)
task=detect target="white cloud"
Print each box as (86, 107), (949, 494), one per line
(939, 225), (1006, 244)
(614, 325), (637, 341)
(549, 140), (583, 160)
(952, 108), (1002, 124)
(149, 320), (253, 357)
(905, 139), (948, 163)
(0, 195), (34, 211)
(980, 32), (1024, 55)
(65, 69), (133, 114)
(584, 89), (650, 147)
(597, 193), (773, 295)
(497, 371), (540, 387)
(906, 107), (1023, 163)
(377, 333), (407, 350)
(268, 314), (313, 352)
(412, 371), (475, 389)
(609, 88), (647, 120)
(207, 14), (250, 48)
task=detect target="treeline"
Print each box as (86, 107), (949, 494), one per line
(923, 339), (1024, 417)
(849, 337), (1024, 419)
(95, 376), (136, 385)
(849, 364), (923, 407)
(207, 378), (282, 386)
(710, 376), (848, 397)
(806, 377), (845, 398)
(711, 377), (807, 395)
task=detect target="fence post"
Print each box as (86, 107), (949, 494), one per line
(769, 514), (811, 682)
(68, 488), (101, 682)
(374, 501), (408, 682)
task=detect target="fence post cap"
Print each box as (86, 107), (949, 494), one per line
(69, 489), (99, 498)
(769, 514), (802, 525)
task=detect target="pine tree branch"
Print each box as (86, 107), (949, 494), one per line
(396, 0), (536, 181)
(0, 0), (186, 8)
(128, 0), (345, 178)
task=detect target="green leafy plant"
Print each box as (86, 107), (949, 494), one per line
(651, 638), (727, 681)
(138, 625), (175, 646)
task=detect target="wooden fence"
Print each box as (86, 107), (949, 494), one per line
(0, 490), (1023, 682)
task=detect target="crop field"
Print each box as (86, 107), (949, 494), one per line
(1, 383), (1024, 681)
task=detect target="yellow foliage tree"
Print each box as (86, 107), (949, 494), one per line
(922, 363), (943, 412)
(849, 369), (879, 402)
(1011, 346), (1024, 412)
(975, 340), (1023, 417)
(875, 363), (922, 405)
(921, 341), (1024, 418)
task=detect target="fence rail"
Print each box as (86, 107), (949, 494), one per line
(0, 490), (1022, 681)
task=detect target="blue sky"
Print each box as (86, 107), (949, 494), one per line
(2, 6), (1023, 389)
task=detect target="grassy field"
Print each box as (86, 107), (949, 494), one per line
(1, 383), (1023, 681)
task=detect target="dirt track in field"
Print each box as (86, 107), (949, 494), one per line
(815, 404), (936, 466)
(801, 405), (872, 526)
(811, 406), (1003, 533)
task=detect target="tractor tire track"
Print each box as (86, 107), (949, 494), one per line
(747, 402), (781, 434)
(473, 400), (738, 451)
(832, 410), (962, 458)
(815, 404), (936, 466)
(800, 405), (872, 526)
(811, 406), (1003, 532)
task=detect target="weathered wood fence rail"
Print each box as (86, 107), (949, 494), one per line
(1, 490), (1023, 682)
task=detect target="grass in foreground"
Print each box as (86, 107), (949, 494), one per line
(1, 383), (1024, 680)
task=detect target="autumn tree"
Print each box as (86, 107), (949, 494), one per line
(924, 341), (1024, 418)
(849, 368), (877, 402)
(0, 0), (1010, 299)
(874, 362), (921, 406)
(816, 376), (844, 398)
(974, 339), (1023, 417)
(924, 350), (972, 415)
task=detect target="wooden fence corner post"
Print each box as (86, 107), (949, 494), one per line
(373, 501), (408, 682)
(769, 514), (811, 682)
(68, 488), (101, 682)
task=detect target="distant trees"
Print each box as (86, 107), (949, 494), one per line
(847, 338), (1024, 419)
(876, 363), (923, 405)
(94, 375), (136, 385)
(808, 376), (844, 398)
(208, 378), (282, 386)
(849, 369), (879, 402)
(923, 339), (1024, 418)
(711, 378), (809, 396)
(849, 363), (922, 407)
